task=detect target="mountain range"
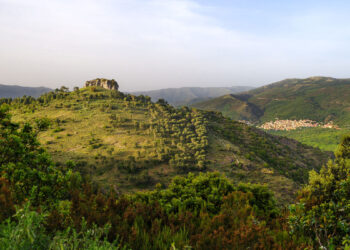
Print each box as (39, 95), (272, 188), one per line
(132, 86), (253, 106)
(0, 84), (52, 98)
(192, 77), (350, 126)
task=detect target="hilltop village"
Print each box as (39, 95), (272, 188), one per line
(259, 119), (338, 131)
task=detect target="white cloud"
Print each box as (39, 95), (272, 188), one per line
(0, 0), (350, 90)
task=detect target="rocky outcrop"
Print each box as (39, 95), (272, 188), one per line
(85, 78), (119, 90)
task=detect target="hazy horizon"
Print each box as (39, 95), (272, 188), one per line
(1, 0), (350, 91)
(0, 82), (257, 92)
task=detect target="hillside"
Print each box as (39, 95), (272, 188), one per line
(193, 94), (263, 121)
(0, 84), (52, 98)
(3, 86), (329, 203)
(192, 77), (350, 126)
(132, 86), (253, 106)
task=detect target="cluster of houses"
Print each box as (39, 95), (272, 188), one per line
(259, 119), (338, 131)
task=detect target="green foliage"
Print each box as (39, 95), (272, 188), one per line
(192, 191), (307, 249)
(46, 172), (300, 249)
(289, 136), (350, 248)
(49, 220), (127, 250)
(0, 203), (49, 250)
(137, 172), (278, 218)
(0, 203), (126, 250)
(148, 105), (209, 169)
(0, 104), (81, 206)
(35, 117), (51, 131)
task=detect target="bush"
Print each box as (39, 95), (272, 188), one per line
(35, 117), (51, 131)
(289, 136), (350, 248)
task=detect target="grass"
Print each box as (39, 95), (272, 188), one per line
(268, 127), (350, 152)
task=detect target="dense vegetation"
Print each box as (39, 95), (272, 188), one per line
(1, 87), (329, 203)
(289, 136), (350, 248)
(1, 101), (350, 249)
(132, 86), (253, 106)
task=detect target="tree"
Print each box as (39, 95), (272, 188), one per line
(136, 172), (277, 216)
(289, 136), (350, 248)
(0, 104), (81, 206)
(60, 86), (69, 92)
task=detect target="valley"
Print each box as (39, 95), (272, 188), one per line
(192, 77), (350, 151)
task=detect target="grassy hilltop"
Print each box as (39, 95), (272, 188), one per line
(2, 86), (329, 203)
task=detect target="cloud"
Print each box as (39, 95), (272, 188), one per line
(0, 0), (350, 90)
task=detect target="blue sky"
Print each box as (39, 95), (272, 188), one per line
(1, 0), (350, 91)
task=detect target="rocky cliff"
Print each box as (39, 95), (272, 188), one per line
(85, 78), (119, 90)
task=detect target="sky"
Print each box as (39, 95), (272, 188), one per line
(1, 0), (350, 91)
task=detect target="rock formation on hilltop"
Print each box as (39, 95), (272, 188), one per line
(85, 78), (119, 90)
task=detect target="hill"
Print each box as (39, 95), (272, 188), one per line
(2, 86), (329, 203)
(0, 84), (52, 98)
(132, 86), (253, 106)
(192, 77), (350, 126)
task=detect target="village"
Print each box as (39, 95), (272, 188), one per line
(258, 119), (338, 131)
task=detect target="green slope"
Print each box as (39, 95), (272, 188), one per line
(193, 94), (263, 121)
(3, 86), (330, 203)
(268, 127), (350, 152)
(192, 77), (350, 125)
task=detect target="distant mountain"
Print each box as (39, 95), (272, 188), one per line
(0, 84), (52, 98)
(132, 86), (254, 106)
(192, 77), (350, 125)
